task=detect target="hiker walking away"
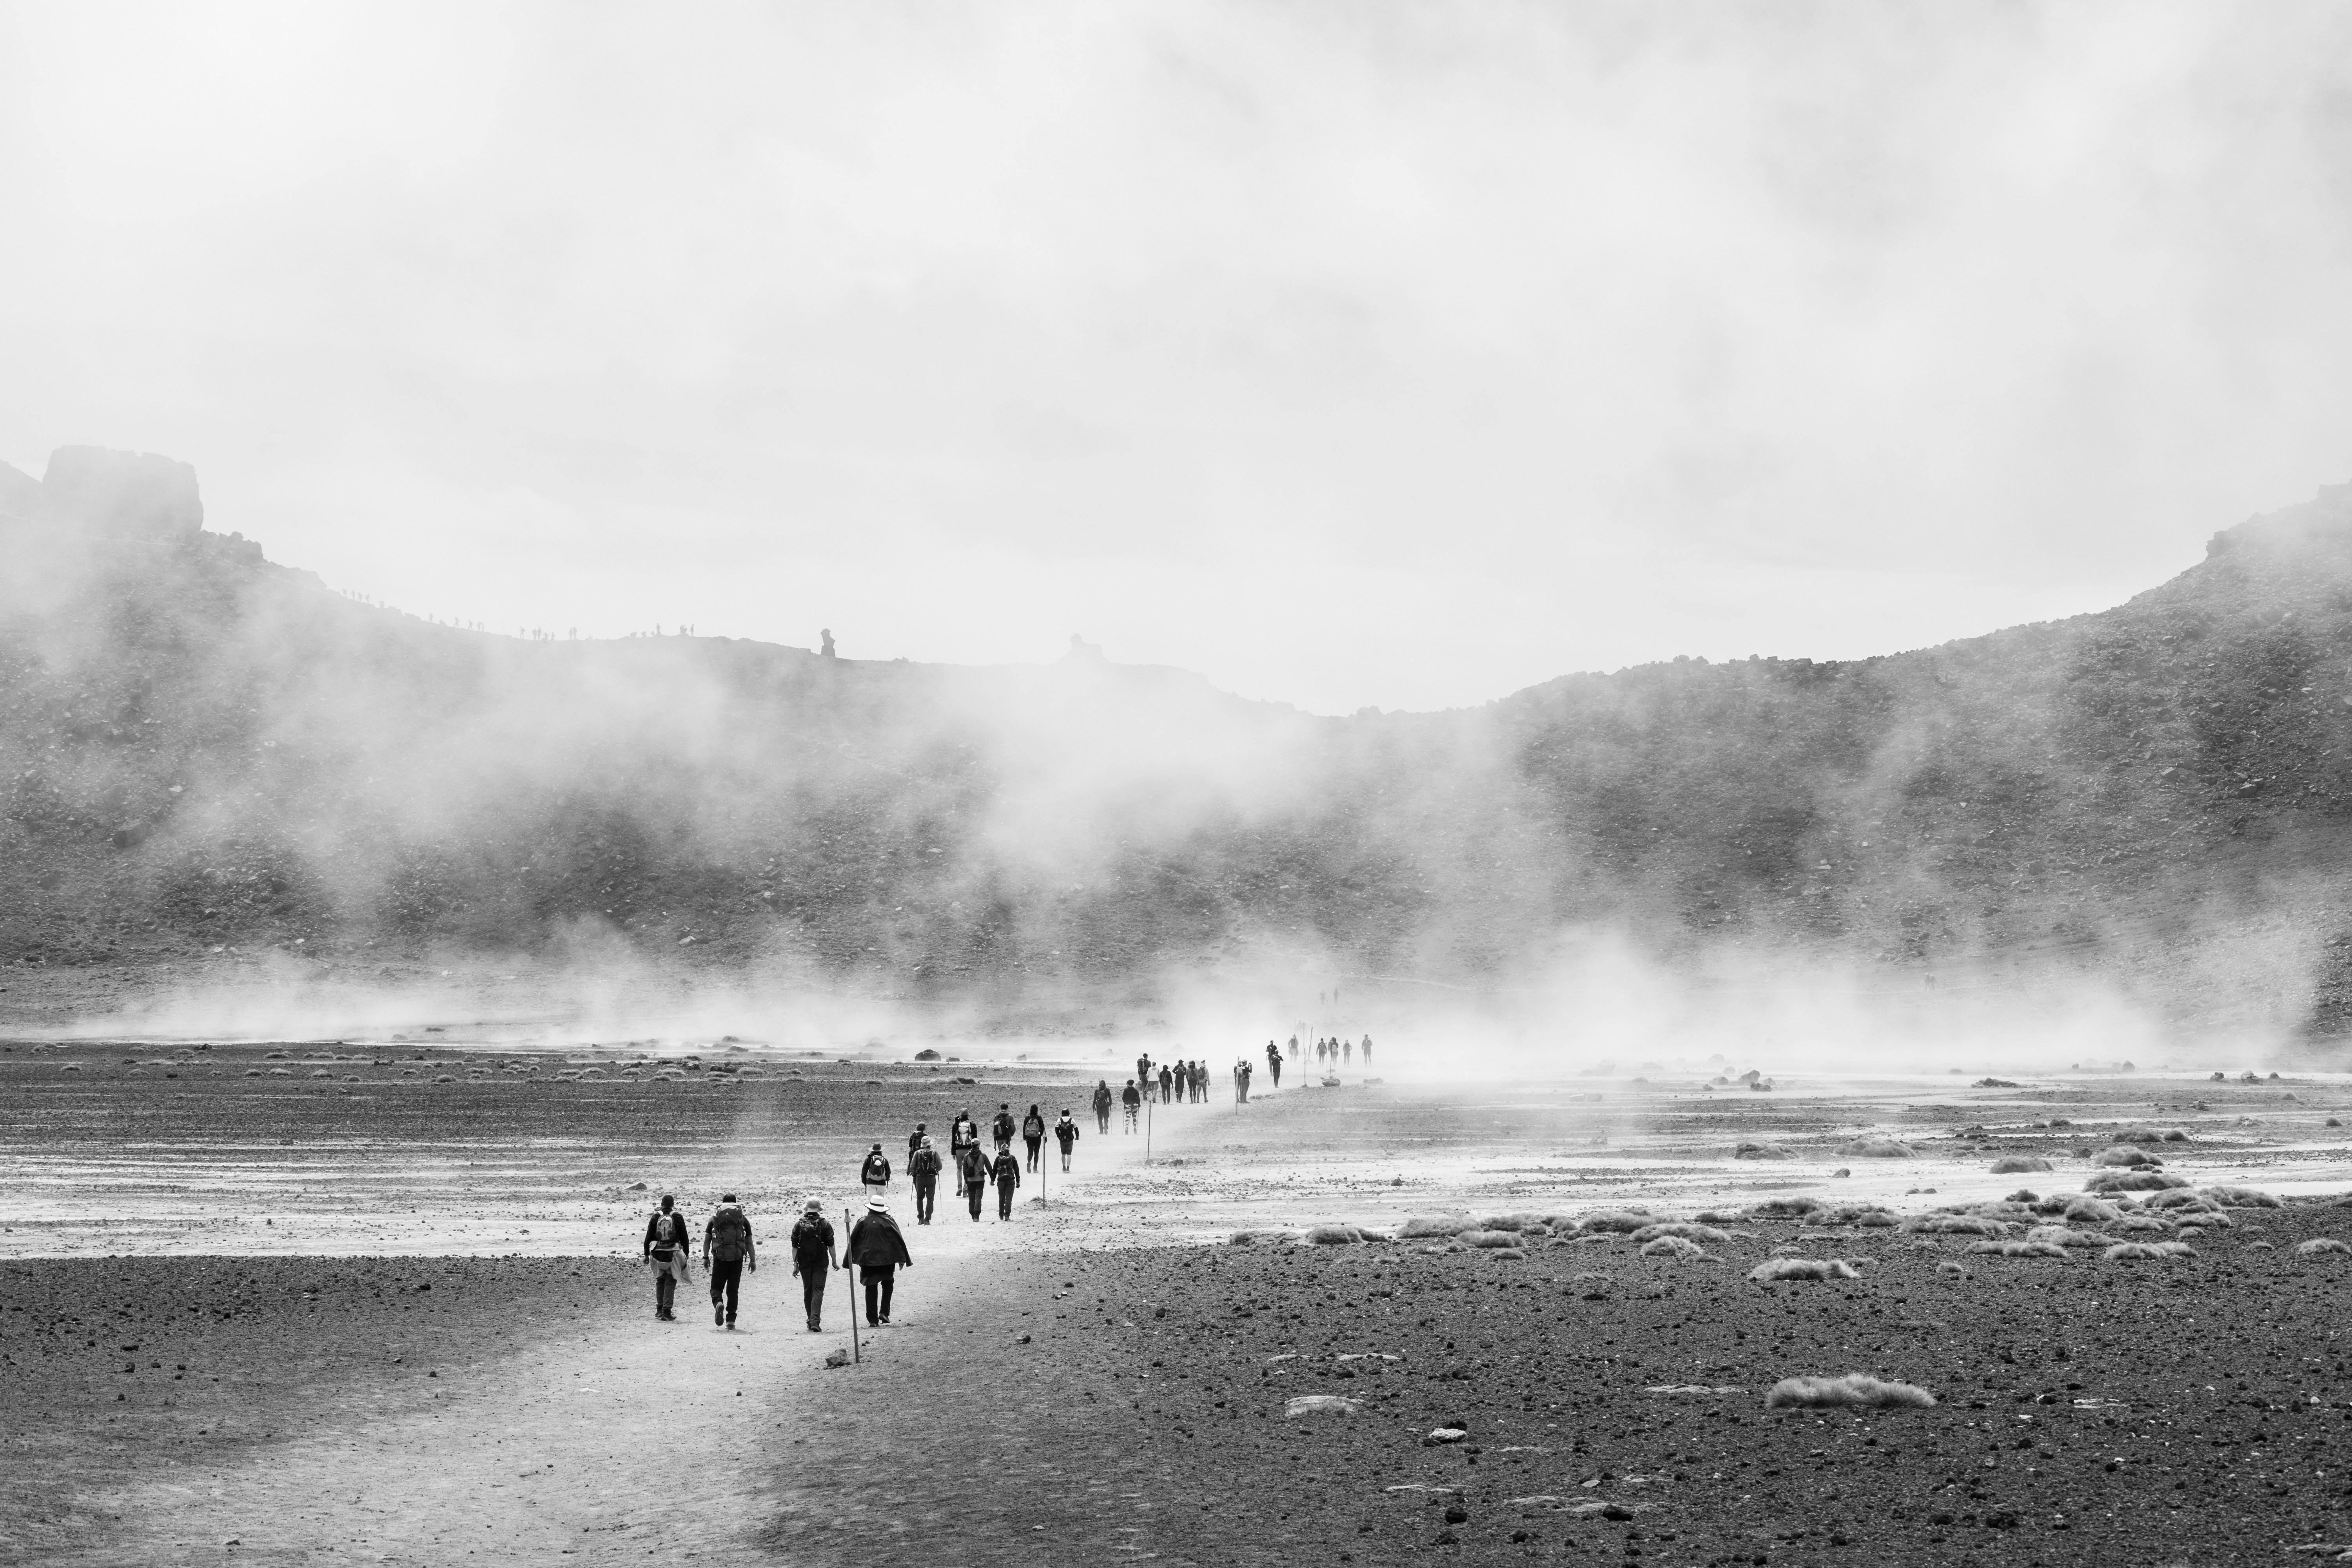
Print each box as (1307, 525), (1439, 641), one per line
(1157, 1063), (1173, 1105)
(989, 1142), (1023, 1220)
(1121, 1078), (1141, 1131)
(704, 1194), (756, 1330)
(846, 1197), (913, 1327)
(1266, 1040), (1281, 1089)
(789, 1198), (837, 1332)
(1135, 1053), (1152, 1101)
(1344, 1037), (1354, 1065)
(992, 1103), (1017, 1154)
(1193, 1060), (1207, 1102)
(1235, 1058), (1251, 1104)
(1022, 1104), (1047, 1172)
(642, 1194), (690, 1321)
(1361, 1034), (1373, 1067)
(860, 1142), (892, 1205)
(1287, 1033), (1299, 1062)
(1054, 1109), (1080, 1172)
(958, 1139), (991, 1220)
(1092, 1079), (1114, 1134)
(909, 1136), (944, 1225)
(950, 1109), (978, 1166)
(907, 1122), (929, 1165)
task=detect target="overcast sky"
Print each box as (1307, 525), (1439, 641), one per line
(5, 3), (2352, 714)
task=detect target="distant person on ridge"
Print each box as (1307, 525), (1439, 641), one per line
(1121, 1078), (1142, 1131)
(703, 1193), (756, 1330)
(1266, 1041), (1281, 1089)
(1135, 1054), (1152, 1100)
(1022, 1103), (1047, 1172)
(788, 1198), (837, 1332)
(989, 1142), (1023, 1220)
(992, 1103), (1017, 1154)
(641, 1193), (690, 1321)
(1054, 1109), (1080, 1172)
(1092, 1079), (1114, 1134)
(846, 1197), (913, 1327)
(909, 1136), (943, 1225)
(958, 1140), (991, 1220)
(860, 1142), (892, 1204)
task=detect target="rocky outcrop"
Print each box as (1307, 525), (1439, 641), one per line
(42, 446), (203, 537)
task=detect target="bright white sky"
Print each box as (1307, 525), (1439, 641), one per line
(5, 3), (2352, 714)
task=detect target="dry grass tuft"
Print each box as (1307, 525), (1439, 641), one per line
(2200, 1184), (2284, 1209)
(1906, 1214), (2010, 1237)
(1763, 1373), (1935, 1410)
(2063, 1198), (2123, 1223)
(1967, 1240), (2069, 1259)
(2103, 1241), (2194, 1261)
(1460, 1229), (1524, 1249)
(1733, 1140), (1793, 1160)
(1749, 1197), (1826, 1219)
(1748, 1258), (1860, 1283)
(1578, 1209), (1657, 1234)
(1303, 1225), (1363, 1245)
(2084, 1170), (2190, 1193)
(2109, 1213), (2175, 1234)
(1630, 1221), (1730, 1245)
(1990, 1155), (2054, 1173)
(2024, 1225), (2110, 1249)
(1640, 1234), (1708, 1260)
(2297, 1238), (2352, 1256)
(2093, 1146), (2162, 1167)
(1397, 1214), (1473, 1238)
(1838, 1136), (1917, 1158)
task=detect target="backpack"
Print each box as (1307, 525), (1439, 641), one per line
(648, 1210), (682, 1260)
(708, 1207), (750, 1262)
(1022, 1113), (1045, 1138)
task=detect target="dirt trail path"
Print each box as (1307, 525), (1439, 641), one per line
(69, 1107), (1205, 1568)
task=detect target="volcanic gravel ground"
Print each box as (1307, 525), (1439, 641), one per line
(772, 1205), (2352, 1567)
(0, 1255), (626, 1564)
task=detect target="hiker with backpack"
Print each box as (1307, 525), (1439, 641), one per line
(859, 1142), (892, 1205)
(991, 1103), (1016, 1154)
(949, 1109), (978, 1167)
(1121, 1078), (1141, 1131)
(1021, 1104), (1047, 1172)
(1266, 1040), (1281, 1089)
(1092, 1079), (1113, 1134)
(1054, 1109), (1080, 1172)
(703, 1195), (756, 1330)
(957, 1139), (991, 1221)
(789, 1198), (837, 1332)
(909, 1136), (944, 1225)
(641, 1194), (691, 1321)
(989, 1143), (1022, 1220)
(846, 1197), (913, 1327)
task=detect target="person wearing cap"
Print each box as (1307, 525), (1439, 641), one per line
(788, 1199), (837, 1332)
(859, 1142), (892, 1203)
(1053, 1109), (1080, 1172)
(845, 1196), (913, 1327)
(703, 1193), (756, 1330)
(988, 1141), (1022, 1221)
(909, 1135), (944, 1225)
(641, 1193), (690, 1321)
(956, 1138), (990, 1221)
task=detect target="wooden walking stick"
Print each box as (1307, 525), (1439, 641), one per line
(843, 1203), (860, 1365)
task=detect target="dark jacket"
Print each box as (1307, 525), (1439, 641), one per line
(990, 1151), (1022, 1190)
(643, 1209), (688, 1258)
(789, 1213), (835, 1270)
(1022, 1112), (1045, 1140)
(1054, 1116), (1079, 1149)
(861, 1150), (892, 1185)
(950, 1116), (978, 1152)
(991, 1111), (1016, 1143)
(705, 1205), (755, 1263)
(957, 1144), (990, 1189)
(1092, 1083), (1113, 1112)
(1121, 1084), (1140, 1107)
(910, 1146), (943, 1181)
(846, 1210), (913, 1269)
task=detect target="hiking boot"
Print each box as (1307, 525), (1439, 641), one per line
(714, 1304), (725, 1326)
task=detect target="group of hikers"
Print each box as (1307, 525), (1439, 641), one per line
(638, 1031), (1388, 1333)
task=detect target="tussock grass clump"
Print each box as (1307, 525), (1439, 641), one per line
(1630, 1221), (1729, 1245)
(1990, 1155), (2054, 1173)
(2201, 1184), (2283, 1209)
(1750, 1197), (1826, 1219)
(2144, 1189), (2218, 1211)
(1838, 1136), (1917, 1158)
(1906, 1214), (2009, 1237)
(1748, 1258), (1860, 1283)
(1397, 1214), (1472, 1238)
(1967, 1240), (2069, 1259)
(1461, 1230), (1524, 1249)
(2024, 1225), (2109, 1249)
(1578, 1209), (1657, 1234)
(2084, 1170), (2190, 1193)
(1640, 1235), (1708, 1260)
(1763, 1373), (1935, 1410)
(2297, 1238), (2352, 1256)
(1303, 1225), (1363, 1245)
(2103, 1240), (2194, 1261)
(1229, 1229), (1304, 1245)
(2109, 1213), (2174, 1234)
(2062, 1197), (2123, 1223)
(1733, 1140), (1793, 1160)
(1812, 1205), (1899, 1228)
(2093, 1146), (2161, 1167)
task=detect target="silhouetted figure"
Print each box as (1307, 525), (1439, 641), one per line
(642, 1194), (690, 1321)
(860, 1142), (891, 1204)
(990, 1146), (1022, 1219)
(1266, 1040), (1281, 1089)
(1122, 1079), (1141, 1131)
(910, 1137), (943, 1224)
(702, 1194), (755, 1329)
(1022, 1104), (1046, 1171)
(1054, 1110), (1080, 1172)
(846, 1198), (912, 1326)
(1362, 1035), (1373, 1066)
(958, 1142), (990, 1220)
(991, 1103), (1016, 1154)
(1344, 1038), (1353, 1065)
(820, 628), (836, 658)
(789, 1199), (837, 1332)
(950, 1109), (978, 1165)
(1093, 1079), (1114, 1133)
(1158, 1064), (1173, 1103)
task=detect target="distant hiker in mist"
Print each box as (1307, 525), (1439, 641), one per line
(958, 1140), (991, 1220)
(1287, 1034), (1298, 1060)
(910, 1136), (943, 1224)
(1234, 1058), (1252, 1104)
(1022, 1103), (1047, 1171)
(703, 1194), (755, 1330)
(1265, 1041), (1281, 1089)
(1121, 1078), (1141, 1131)
(860, 1142), (892, 1203)
(1157, 1063), (1173, 1103)
(992, 1103), (1017, 1153)
(789, 1199), (837, 1332)
(1135, 1054), (1153, 1101)
(1192, 1060), (1207, 1102)
(1362, 1035), (1373, 1066)
(846, 1197), (912, 1327)
(1344, 1038), (1354, 1064)
(1092, 1079), (1114, 1134)
(950, 1109), (978, 1165)
(1054, 1109), (1079, 1172)
(642, 1194), (690, 1321)
(989, 1143), (1023, 1220)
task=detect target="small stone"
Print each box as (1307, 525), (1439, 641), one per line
(1285, 1395), (1362, 1418)
(824, 1349), (851, 1368)
(1424, 1426), (1470, 1445)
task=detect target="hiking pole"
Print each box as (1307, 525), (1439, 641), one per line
(843, 1203), (860, 1365)
(1145, 1093), (1152, 1166)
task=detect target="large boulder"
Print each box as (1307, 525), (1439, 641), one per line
(42, 446), (203, 537)
(0, 460), (42, 524)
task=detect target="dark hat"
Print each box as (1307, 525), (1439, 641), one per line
(721, 1193), (737, 1203)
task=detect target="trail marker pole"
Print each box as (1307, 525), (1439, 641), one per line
(843, 1203), (860, 1365)
(1145, 1094), (1153, 1166)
